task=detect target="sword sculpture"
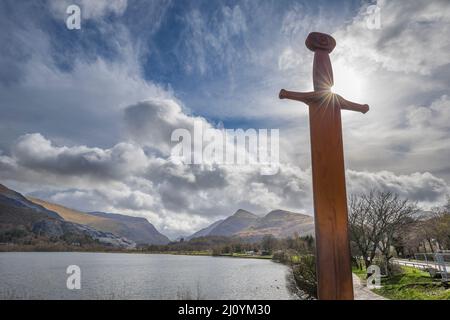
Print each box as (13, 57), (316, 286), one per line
(279, 32), (369, 300)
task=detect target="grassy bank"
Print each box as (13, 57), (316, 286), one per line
(353, 265), (450, 300)
(0, 246), (273, 260)
(218, 252), (273, 259)
(135, 250), (273, 259)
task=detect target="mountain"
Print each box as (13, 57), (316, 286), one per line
(0, 184), (61, 220)
(207, 209), (259, 237)
(89, 211), (170, 245)
(235, 210), (315, 240)
(0, 184), (134, 248)
(0, 184), (64, 233)
(28, 198), (169, 245)
(188, 209), (314, 241)
(185, 219), (224, 241)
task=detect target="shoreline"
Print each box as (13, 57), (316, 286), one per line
(0, 247), (274, 260)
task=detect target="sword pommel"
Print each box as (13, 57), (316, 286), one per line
(306, 32), (336, 53)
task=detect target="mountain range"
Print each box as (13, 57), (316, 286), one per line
(1, 183), (315, 249)
(186, 209), (315, 241)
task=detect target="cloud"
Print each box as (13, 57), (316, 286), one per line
(49, 0), (128, 20)
(0, 21), (171, 149)
(347, 170), (450, 207)
(179, 5), (248, 75)
(124, 99), (208, 155)
(1, 0), (450, 239)
(406, 95), (450, 130)
(1, 99), (449, 238)
(307, 0), (450, 183)
(11, 133), (148, 179)
(333, 0), (450, 75)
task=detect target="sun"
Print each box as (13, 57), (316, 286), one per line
(331, 62), (365, 102)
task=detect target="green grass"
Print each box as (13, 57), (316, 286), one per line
(352, 266), (368, 279)
(168, 250), (211, 256)
(159, 251), (273, 259)
(374, 267), (450, 300)
(353, 265), (450, 300)
(288, 254), (301, 263)
(228, 252), (273, 259)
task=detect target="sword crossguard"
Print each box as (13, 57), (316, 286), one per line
(279, 89), (320, 104)
(336, 94), (369, 114)
(279, 89), (369, 114)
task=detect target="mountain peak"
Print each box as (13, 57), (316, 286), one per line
(265, 209), (310, 219)
(0, 183), (17, 197)
(232, 209), (257, 218)
(265, 209), (293, 218)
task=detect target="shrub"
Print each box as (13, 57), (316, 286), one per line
(291, 254), (317, 299)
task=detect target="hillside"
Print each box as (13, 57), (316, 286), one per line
(0, 184), (134, 248)
(235, 210), (314, 240)
(29, 198), (169, 245)
(185, 219), (224, 241)
(89, 211), (170, 245)
(28, 198), (126, 234)
(206, 209), (259, 236)
(0, 184), (62, 220)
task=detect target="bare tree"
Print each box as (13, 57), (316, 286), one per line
(349, 191), (418, 274)
(406, 199), (450, 254)
(349, 191), (383, 268)
(372, 192), (417, 275)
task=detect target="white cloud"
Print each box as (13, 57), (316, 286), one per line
(180, 5), (248, 75)
(1, 0), (450, 239)
(347, 170), (450, 208)
(11, 133), (149, 179)
(1, 100), (449, 238)
(333, 0), (450, 75)
(124, 99), (208, 155)
(49, 0), (128, 20)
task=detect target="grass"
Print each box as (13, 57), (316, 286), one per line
(168, 250), (211, 256)
(225, 252), (273, 259)
(352, 266), (368, 279)
(353, 265), (450, 300)
(152, 251), (273, 259)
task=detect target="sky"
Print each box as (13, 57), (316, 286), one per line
(0, 0), (449, 239)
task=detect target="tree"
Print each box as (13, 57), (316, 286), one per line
(372, 192), (417, 275)
(349, 191), (418, 274)
(431, 200), (450, 250)
(402, 199), (450, 254)
(261, 235), (277, 254)
(349, 191), (383, 268)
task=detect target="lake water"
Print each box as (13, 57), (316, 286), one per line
(0, 252), (295, 299)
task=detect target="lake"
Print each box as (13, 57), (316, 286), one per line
(0, 252), (295, 299)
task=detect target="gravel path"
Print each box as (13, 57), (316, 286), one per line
(353, 273), (387, 300)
